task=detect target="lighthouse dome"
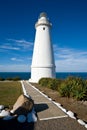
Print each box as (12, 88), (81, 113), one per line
(35, 12), (52, 28)
(39, 12), (47, 18)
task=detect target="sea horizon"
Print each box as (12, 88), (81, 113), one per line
(0, 72), (87, 80)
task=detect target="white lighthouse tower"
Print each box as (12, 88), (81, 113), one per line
(29, 12), (56, 83)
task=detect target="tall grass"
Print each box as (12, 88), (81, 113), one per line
(0, 81), (22, 109)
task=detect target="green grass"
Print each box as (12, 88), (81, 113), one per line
(0, 81), (23, 109)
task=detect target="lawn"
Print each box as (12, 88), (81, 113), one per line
(0, 81), (23, 109)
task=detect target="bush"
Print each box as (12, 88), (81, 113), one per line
(72, 86), (86, 100)
(0, 77), (5, 81)
(71, 78), (87, 100)
(38, 78), (51, 87)
(39, 78), (61, 90)
(59, 80), (72, 97)
(39, 76), (87, 100)
(59, 76), (87, 100)
(6, 77), (13, 80)
(47, 78), (61, 90)
(12, 76), (21, 81)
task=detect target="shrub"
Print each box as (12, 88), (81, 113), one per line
(59, 81), (72, 97)
(38, 78), (51, 87)
(39, 78), (61, 90)
(72, 86), (86, 100)
(71, 78), (87, 100)
(39, 76), (87, 100)
(6, 77), (13, 80)
(59, 76), (87, 100)
(58, 76), (76, 97)
(0, 77), (5, 81)
(47, 78), (61, 90)
(12, 76), (21, 81)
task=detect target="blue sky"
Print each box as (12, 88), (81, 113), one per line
(0, 0), (87, 72)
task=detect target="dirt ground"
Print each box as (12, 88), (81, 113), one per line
(32, 83), (87, 123)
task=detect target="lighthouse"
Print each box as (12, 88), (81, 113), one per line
(29, 12), (56, 83)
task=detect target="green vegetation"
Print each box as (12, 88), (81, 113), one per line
(39, 78), (61, 90)
(38, 77), (87, 100)
(0, 76), (21, 81)
(39, 78), (50, 87)
(0, 81), (22, 109)
(0, 77), (5, 81)
(12, 76), (21, 81)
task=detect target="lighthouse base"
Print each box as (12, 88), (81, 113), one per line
(29, 66), (56, 83)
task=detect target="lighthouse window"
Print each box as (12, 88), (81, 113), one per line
(43, 27), (45, 30)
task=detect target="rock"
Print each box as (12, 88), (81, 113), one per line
(10, 109), (14, 114)
(53, 101), (61, 106)
(0, 110), (10, 117)
(11, 94), (34, 115)
(17, 115), (26, 123)
(3, 115), (16, 120)
(77, 119), (85, 126)
(58, 106), (67, 113)
(0, 105), (4, 110)
(85, 124), (87, 128)
(27, 109), (37, 123)
(67, 111), (76, 119)
(48, 97), (52, 101)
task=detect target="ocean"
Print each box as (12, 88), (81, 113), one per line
(0, 72), (87, 80)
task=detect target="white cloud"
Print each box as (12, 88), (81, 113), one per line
(11, 57), (24, 62)
(7, 39), (33, 50)
(0, 39), (33, 53)
(0, 45), (20, 51)
(11, 58), (16, 61)
(0, 64), (30, 72)
(53, 44), (87, 72)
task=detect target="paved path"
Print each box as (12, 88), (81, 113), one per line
(23, 81), (67, 120)
(22, 81), (86, 130)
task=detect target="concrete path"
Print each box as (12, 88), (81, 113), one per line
(22, 81), (87, 130)
(22, 81), (67, 120)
